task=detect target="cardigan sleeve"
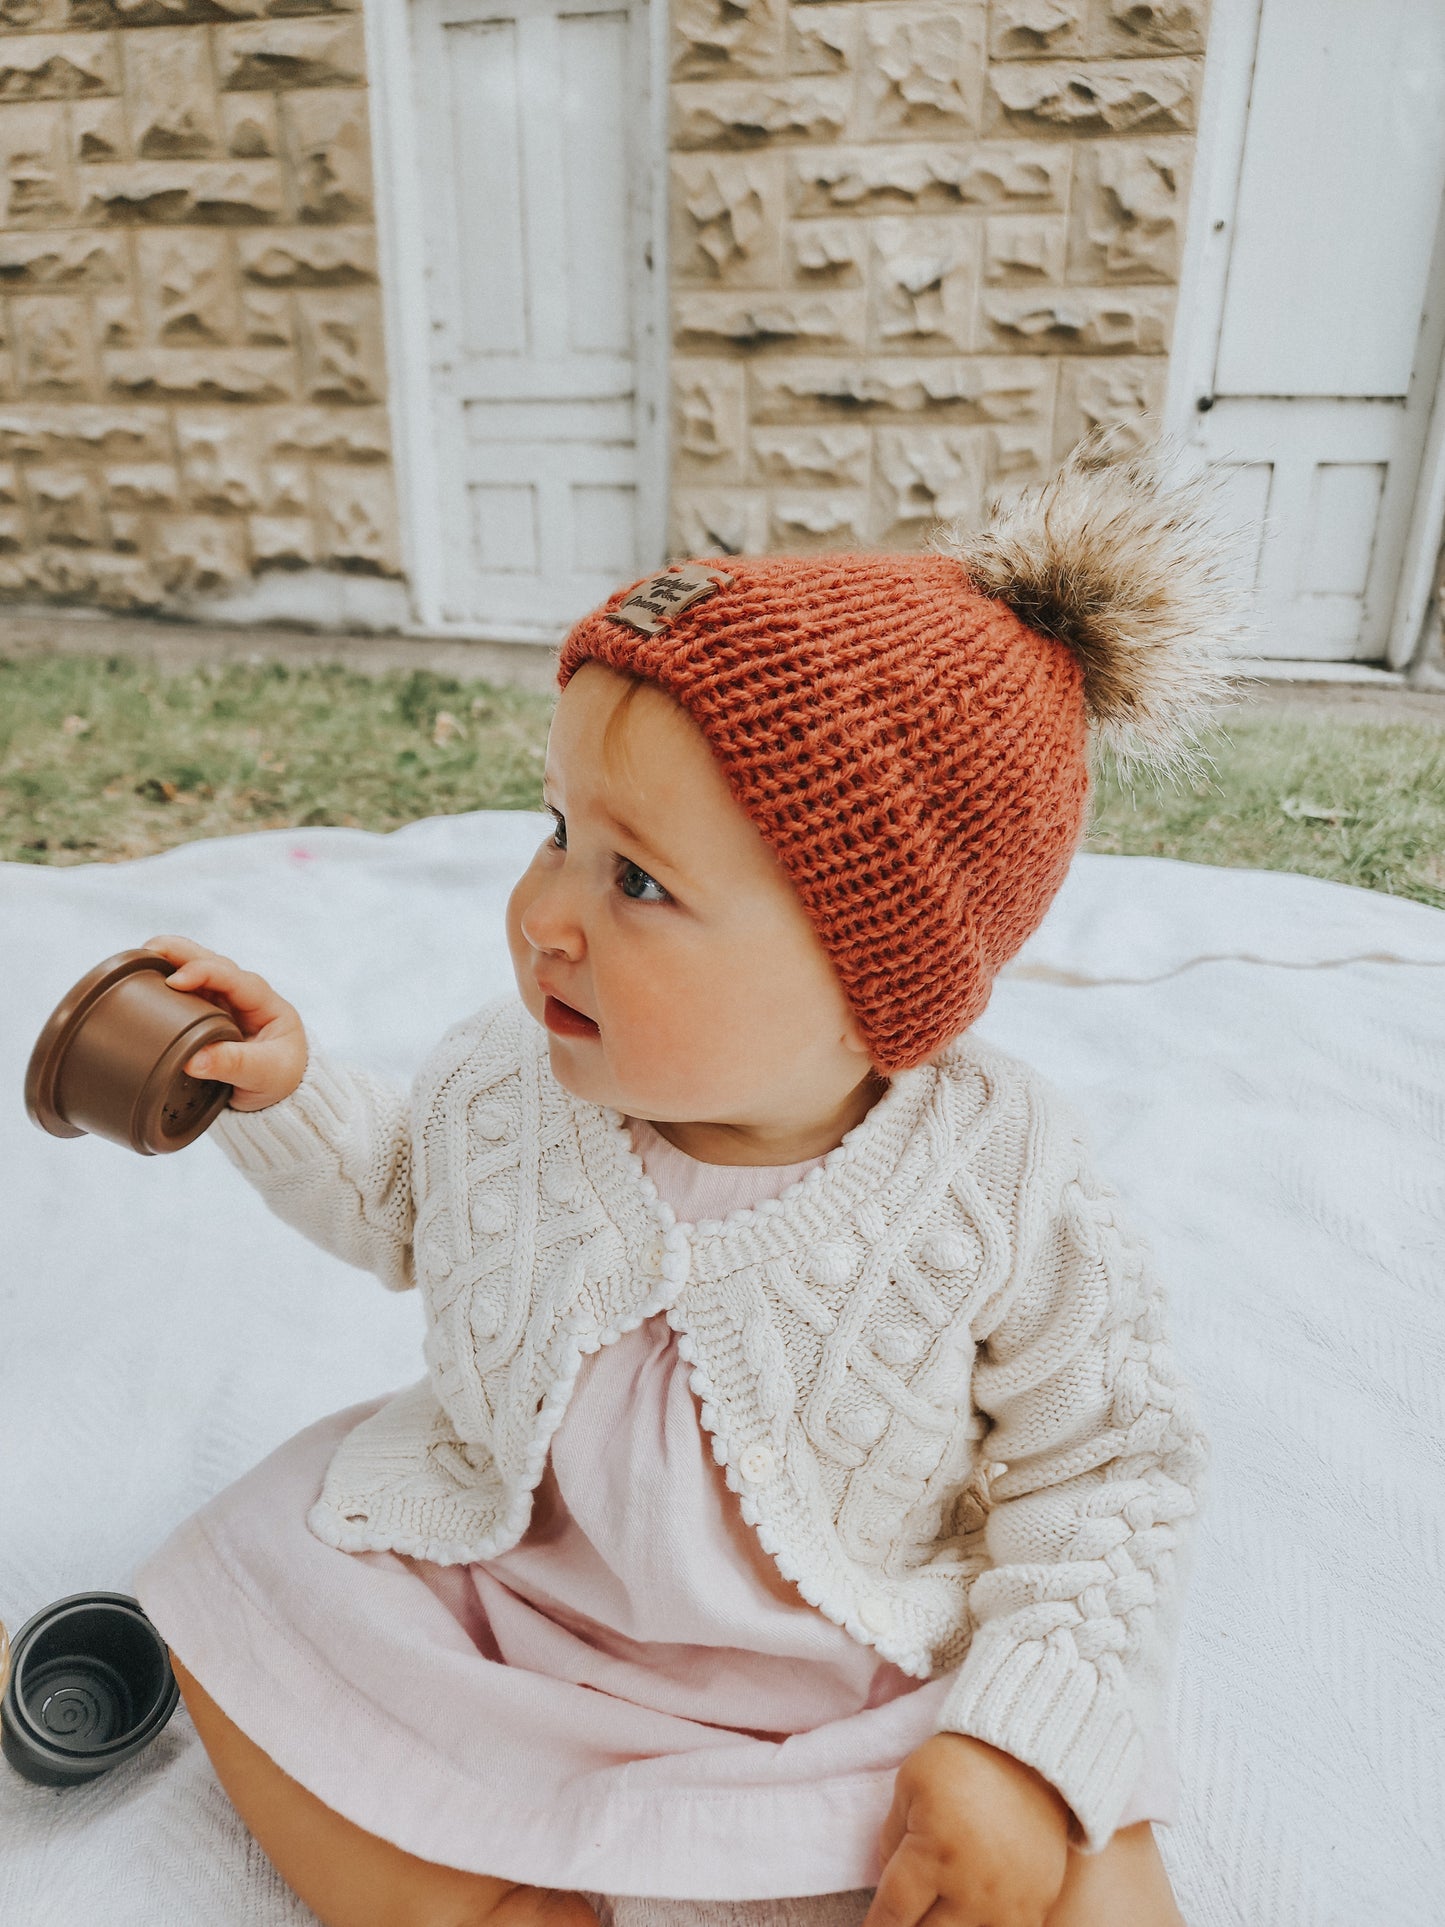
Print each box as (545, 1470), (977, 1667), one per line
(934, 1095), (1211, 1856)
(205, 1040), (417, 1294)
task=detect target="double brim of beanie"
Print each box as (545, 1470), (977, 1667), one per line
(554, 553), (1089, 1076)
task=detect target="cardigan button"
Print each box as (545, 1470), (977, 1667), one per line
(738, 1443), (775, 1485)
(646, 1234), (666, 1270)
(859, 1599), (892, 1635)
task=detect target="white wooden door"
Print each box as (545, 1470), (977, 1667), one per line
(1185, 0), (1445, 662)
(411, 0), (658, 637)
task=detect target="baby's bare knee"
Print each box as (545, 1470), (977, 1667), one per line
(170, 1652), (592, 1927)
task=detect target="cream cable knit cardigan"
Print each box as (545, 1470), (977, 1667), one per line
(210, 992), (1209, 1855)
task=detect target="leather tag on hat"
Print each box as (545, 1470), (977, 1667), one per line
(607, 564), (733, 635)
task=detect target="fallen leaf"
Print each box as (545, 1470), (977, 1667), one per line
(432, 709), (465, 746)
(1280, 795), (1357, 825)
(136, 777), (179, 803)
(60, 714), (91, 736)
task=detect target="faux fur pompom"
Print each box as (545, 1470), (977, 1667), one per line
(937, 425), (1258, 775)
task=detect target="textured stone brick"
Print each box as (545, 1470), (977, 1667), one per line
(0, 505), (23, 550)
(1067, 140), (1187, 281)
(0, 101), (74, 224)
(260, 457), (309, 513)
(0, 229), (125, 286)
(106, 507), (143, 550)
(672, 0), (785, 81)
(752, 424), (868, 486)
(0, 403), (168, 459)
(104, 346), (293, 401)
(94, 288), (142, 346)
(28, 466), (103, 543)
(984, 420), (1053, 492)
(790, 142), (1070, 216)
(989, 0), (1085, 61)
(672, 77), (850, 149)
(673, 359), (746, 482)
(297, 286), (384, 401)
(241, 284), (293, 345)
(284, 87), (372, 222)
(124, 29), (220, 159)
(0, 0), (65, 30)
(14, 294), (94, 395)
(671, 153), (783, 285)
(72, 98), (126, 164)
(177, 411), (262, 509)
(80, 159), (285, 223)
(771, 490), (866, 546)
(217, 19), (366, 91)
(315, 461), (399, 571)
(0, 464), (18, 505)
(221, 93), (279, 159)
(138, 230), (236, 342)
(1094, 0), (1207, 57)
(874, 425), (985, 536)
(0, 548), (164, 609)
(670, 486), (768, 557)
(1053, 353), (1166, 456)
(250, 511), (314, 567)
(103, 462), (181, 509)
(264, 402), (389, 460)
(984, 213), (1067, 282)
(980, 284), (1173, 353)
(788, 6), (855, 75)
(238, 225), (376, 283)
(70, 0), (265, 24)
(872, 217), (980, 353)
(151, 513), (248, 591)
(675, 288), (866, 353)
(750, 353), (1053, 423)
(0, 34), (117, 99)
(857, 5), (987, 142)
(988, 59), (1198, 136)
(787, 219), (862, 284)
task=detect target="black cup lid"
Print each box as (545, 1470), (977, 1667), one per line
(1, 1591), (179, 1788)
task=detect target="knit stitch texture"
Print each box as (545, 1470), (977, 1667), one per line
(555, 554), (1091, 1073)
(210, 993), (1208, 1854)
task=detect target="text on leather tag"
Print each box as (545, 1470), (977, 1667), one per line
(606, 564), (734, 635)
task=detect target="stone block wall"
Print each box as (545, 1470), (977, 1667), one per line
(668, 0), (1211, 557)
(0, 0), (404, 621)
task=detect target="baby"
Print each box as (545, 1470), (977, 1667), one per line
(134, 432), (1237, 1927)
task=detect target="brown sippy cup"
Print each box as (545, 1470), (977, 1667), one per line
(25, 949), (244, 1156)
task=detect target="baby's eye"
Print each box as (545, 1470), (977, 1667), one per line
(617, 861), (669, 905)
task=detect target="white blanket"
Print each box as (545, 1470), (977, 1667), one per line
(2, 813), (1443, 1927)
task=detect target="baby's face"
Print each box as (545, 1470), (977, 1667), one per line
(505, 660), (883, 1163)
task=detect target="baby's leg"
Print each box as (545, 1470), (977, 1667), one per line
(170, 1654), (598, 1927)
(1045, 1820), (1186, 1927)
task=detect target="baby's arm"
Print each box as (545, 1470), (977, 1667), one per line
(932, 1088), (1211, 1859)
(144, 935), (417, 1294)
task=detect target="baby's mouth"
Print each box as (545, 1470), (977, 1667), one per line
(543, 994), (601, 1037)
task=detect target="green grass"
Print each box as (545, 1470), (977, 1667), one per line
(1, 653), (1442, 910)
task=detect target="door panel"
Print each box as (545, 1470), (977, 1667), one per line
(1193, 0), (1445, 660)
(414, 0), (651, 633)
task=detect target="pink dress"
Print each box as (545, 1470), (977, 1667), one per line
(133, 1115), (1179, 1903)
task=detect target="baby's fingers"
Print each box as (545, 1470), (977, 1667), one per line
(186, 1032), (300, 1109)
(861, 1842), (947, 1927)
(154, 950), (290, 1031)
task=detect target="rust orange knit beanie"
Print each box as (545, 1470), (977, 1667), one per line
(554, 430), (1249, 1074)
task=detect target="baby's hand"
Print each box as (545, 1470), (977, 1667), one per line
(142, 936), (308, 1113)
(863, 1732), (1071, 1927)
